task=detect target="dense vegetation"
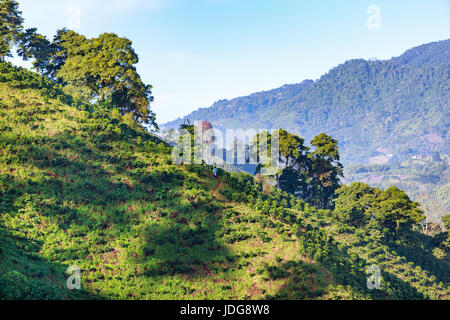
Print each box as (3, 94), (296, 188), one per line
(0, 62), (449, 300)
(1, 0), (156, 130)
(0, 0), (448, 300)
(162, 39), (450, 222)
(344, 159), (449, 223)
(250, 129), (343, 210)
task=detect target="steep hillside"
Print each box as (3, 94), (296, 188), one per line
(0, 63), (448, 300)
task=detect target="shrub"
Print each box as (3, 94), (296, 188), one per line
(184, 188), (211, 209)
(0, 271), (60, 300)
(265, 264), (289, 280)
(223, 231), (252, 243)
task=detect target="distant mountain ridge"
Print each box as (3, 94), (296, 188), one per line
(162, 39), (449, 165)
(162, 39), (450, 221)
(390, 39), (450, 68)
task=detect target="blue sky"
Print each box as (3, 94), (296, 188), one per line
(10, 0), (450, 123)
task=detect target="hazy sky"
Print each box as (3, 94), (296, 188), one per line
(10, 0), (450, 123)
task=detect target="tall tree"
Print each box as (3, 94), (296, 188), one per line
(309, 133), (344, 209)
(0, 0), (23, 59)
(252, 129), (311, 198)
(176, 120), (198, 164)
(334, 182), (378, 227)
(17, 28), (52, 74)
(253, 131), (343, 208)
(369, 186), (425, 233)
(46, 28), (87, 81)
(335, 182), (425, 233)
(277, 129), (310, 169)
(276, 129), (311, 197)
(57, 32), (156, 129)
(19, 28), (157, 129)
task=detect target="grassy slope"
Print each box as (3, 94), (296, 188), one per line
(0, 83), (448, 300)
(0, 84), (326, 299)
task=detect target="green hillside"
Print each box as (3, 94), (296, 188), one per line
(0, 62), (449, 300)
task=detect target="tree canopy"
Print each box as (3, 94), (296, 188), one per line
(0, 0), (23, 59)
(252, 130), (343, 209)
(309, 133), (344, 209)
(17, 28), (52, 74)
(9, 18), (158, 130)
(335, 182), (426, 232)
(442, 214), (450, 231)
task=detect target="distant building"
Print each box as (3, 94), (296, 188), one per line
(195, 121), (215, 145)
(411, 152), (441, 162)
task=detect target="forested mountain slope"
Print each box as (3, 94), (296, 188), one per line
(162, 39), (450, 222)
(163, 39), (449, 164)
(0, 63), (448, 300)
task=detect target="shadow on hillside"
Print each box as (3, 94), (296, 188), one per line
(1, 136), (233, 286)
(266, 260), (330, 299)
(384, 233), (450, 284)
(1, 133), (154, 206)
(134, 212), (231, 278)
(273, 240), (426, 300)
(0, 226), (99, 300)
(1, 132), (439, 299)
